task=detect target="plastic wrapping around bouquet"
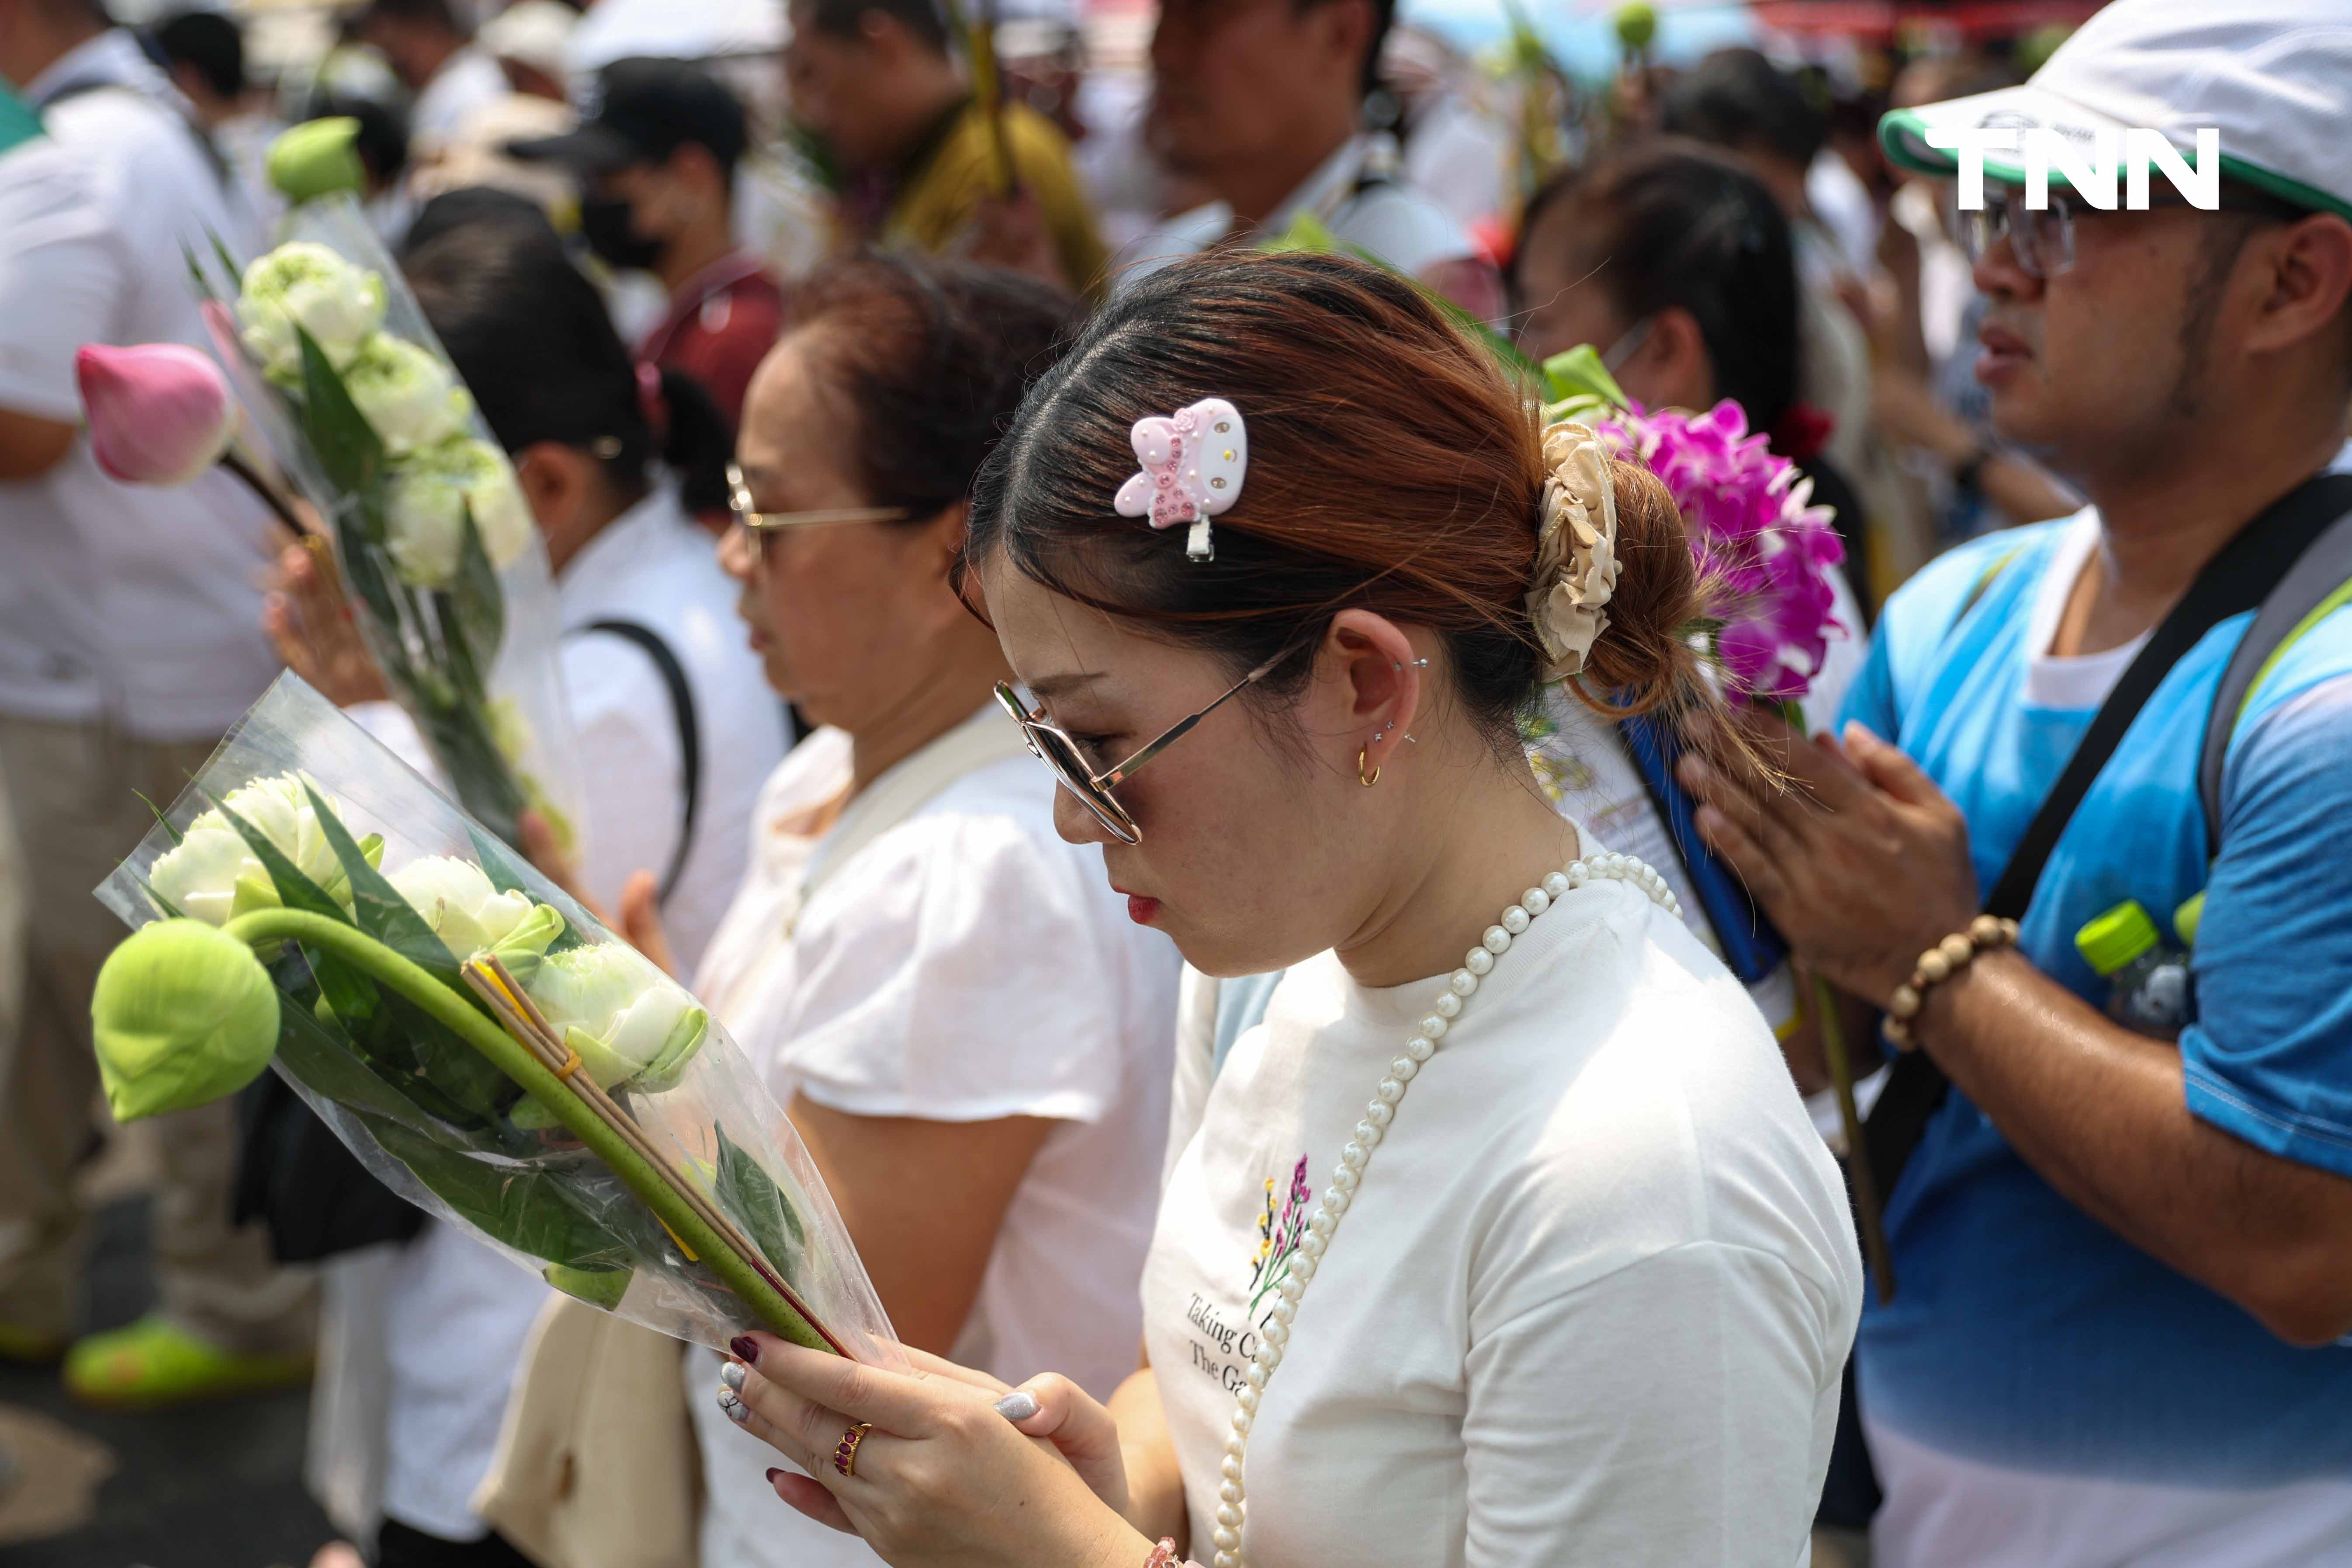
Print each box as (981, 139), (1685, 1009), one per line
(96, 673), (906, 1365)
(188, 196), (584, 855)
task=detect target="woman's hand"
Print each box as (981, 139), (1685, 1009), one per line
(263, 535), (390, 707)
(718, 1333), (1153, 1568)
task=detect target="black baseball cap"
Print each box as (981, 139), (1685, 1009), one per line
(509, 56), (748, 174)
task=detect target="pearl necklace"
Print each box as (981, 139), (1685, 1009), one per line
(1209, 852), (1682, 1568)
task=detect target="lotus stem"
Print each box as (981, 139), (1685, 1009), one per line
(1814, 971), (1895, 1302)
(221, 906), (836, 1353)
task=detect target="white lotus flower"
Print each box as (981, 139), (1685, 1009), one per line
(383, 438), (533, 588)
(236, 242), (386, 378)
(343, 335), (472, 456)
(148, 772), (351, 926)
(387, 855), (562, 970)
(524, 944), (707, 1095)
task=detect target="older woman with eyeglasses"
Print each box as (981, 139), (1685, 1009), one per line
(683, 254), (1183, 1568)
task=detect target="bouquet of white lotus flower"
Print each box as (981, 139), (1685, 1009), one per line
(183, 195), (581, 851)
(90, 674), (904, 1360)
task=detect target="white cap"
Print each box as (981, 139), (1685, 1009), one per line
(1880, 0), (2352, 222)
(478, 0), (578, 83)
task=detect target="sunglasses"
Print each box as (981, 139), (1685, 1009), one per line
(994, 651), (1284, 844)
(727, 463), (910, 557)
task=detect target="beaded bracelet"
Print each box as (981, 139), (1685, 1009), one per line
(1883, 914), (2021, 1049)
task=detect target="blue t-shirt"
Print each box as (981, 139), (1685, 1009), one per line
(1845, 515), (2352, 1486)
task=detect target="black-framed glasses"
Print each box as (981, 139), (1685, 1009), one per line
(1959, 183), (2297, 280)
(994, 652), (1284, 844)
(727, 463), (910, 551)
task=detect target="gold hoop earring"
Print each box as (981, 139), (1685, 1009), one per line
(1358, 746), (1380, 788)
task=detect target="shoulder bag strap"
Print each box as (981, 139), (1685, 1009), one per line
(1864, 471), (2352, 1204)
(578, 620), (700, 904)
(2198, 507), (2352, 846)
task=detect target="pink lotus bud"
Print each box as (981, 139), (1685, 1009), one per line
(74, 342), (238, 486)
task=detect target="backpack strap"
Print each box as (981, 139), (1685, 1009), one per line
(577, 620), (700, 904)
(2198, 508), (2352, 847)
(1864, 472), (2352, 1210)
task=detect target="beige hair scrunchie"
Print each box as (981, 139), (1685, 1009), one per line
(1528, 421), (1621, 680)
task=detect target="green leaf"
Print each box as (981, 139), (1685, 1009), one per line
(203, 787), (348, 925)
(135, 872), (185, 922)
(333, 508), (404, 638)
(182, 242), (218, 303)
(295, 325), (386, 498)
(367, 1116), (637, 1273)
(272, 985), (432, 1127)
(447, 498), (506, 678)
(301, 779), (461, 988)
(135, 789), (182, 846)
(208, 230), (243, 294)
(1538, 345), (1631, 414)
(714, 1125), (805, 1281)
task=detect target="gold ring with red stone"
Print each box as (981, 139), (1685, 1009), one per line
(833, 1421), (872, 1478)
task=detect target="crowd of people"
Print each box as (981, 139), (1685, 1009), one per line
(4, 0), (2352, 1566)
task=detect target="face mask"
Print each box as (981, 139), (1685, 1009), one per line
(578, 195), (665, 273)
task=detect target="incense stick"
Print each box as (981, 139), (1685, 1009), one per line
(461, 957), (855, 1356)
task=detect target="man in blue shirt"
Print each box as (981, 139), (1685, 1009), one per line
(1680, 2), (2352, 1564)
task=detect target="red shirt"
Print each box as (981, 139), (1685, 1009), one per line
(638, 252), (785, 431)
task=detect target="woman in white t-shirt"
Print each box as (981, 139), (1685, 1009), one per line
(685, 255), (1183, 1568)
(716, 252), (1862, 1568)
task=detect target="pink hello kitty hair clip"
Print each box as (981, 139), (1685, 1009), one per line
(1112, 398), (1247, 561)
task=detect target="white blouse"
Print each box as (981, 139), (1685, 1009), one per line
(690, 714), (1183, 1568)
(1145, 866), (1862, 1568)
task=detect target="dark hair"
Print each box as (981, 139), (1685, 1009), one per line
(968, 251), (1715, 749)
(800, 0), (949, 55)
(152, 10), (244, 100)
(1662, 48), (1826, 170)
(402, 206), (734, 513)
(1514, 139), (1804, 437)
(784, 254), (1081, 517)
(356, 0), (468, 36)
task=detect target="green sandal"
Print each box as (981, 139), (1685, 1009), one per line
(63, 1314), (312, 1407)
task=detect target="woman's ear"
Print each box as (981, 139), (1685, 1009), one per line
(513, 441), (604, 566)
(1324, 609), (1425, 778)
(1643, 307), (1719, 414)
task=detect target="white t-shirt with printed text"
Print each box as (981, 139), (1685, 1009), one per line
(1146, 848), (1863, 1568)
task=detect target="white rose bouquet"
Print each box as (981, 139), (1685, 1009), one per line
(90, 675), (905, 1360)
(184, 196), (581, 852)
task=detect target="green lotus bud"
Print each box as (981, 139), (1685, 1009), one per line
(91, 920), (281, 1121)
(267, 118), (366, 205)
(1615, 1), (1657, 50)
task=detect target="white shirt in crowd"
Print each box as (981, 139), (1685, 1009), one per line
(554, 484), (787, 969)
(1149, 827), (1863, 1568)
(0, 30), (274, 741)
(687, 711), (1182, 1568)
(354, 485), (784, 1544)
(407, 45), (509, 157)
(1122, 132), (1481, 292)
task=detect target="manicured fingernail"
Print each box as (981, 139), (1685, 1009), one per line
(720, 1361), (745, 1394)
(992, 1390), (1039, 1421)
(765, 1468), (786, 1485)
(718, 1389), (748, 1423)
(730, 1335), (759, 1364)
